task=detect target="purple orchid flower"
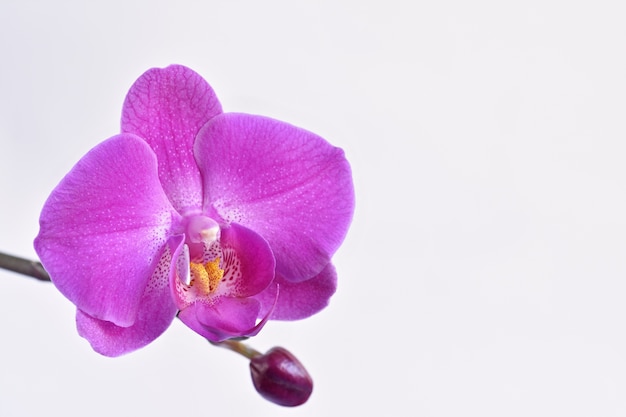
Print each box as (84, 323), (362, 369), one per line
(34, 65), (354, 357)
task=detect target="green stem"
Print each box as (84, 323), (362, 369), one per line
(209, 339), (261, 359)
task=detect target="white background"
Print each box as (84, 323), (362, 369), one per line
(2, 0), (626, 416)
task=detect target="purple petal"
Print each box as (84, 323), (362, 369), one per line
(178, 297), (265, 342)
(121, 64), (223, 213)
(254, 263), (337, 320)
(195, 113), (354, 282)
(75, 236), (183, 356)
(34, 134), (179, 327)
(217, 223), (275, 297)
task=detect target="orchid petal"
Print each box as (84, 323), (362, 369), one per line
(195, 113), (354, 282)
(254, 263), (337, 320)
(121, 64), (223, 213)
(75, 235), (183, 356)
(178, 297), (265, 342)
(217, 223), (275, 297)
(34, 134), (179, 327)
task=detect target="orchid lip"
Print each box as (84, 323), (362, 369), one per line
(174, 240), (226, 307)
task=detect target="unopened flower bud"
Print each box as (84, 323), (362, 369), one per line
(249, 347), (313, 407)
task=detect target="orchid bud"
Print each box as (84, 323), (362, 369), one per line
(249, 347), (313, 407)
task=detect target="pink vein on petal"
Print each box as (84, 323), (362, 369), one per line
(195, 113), (354, 282)
(121, 64), (223, 213)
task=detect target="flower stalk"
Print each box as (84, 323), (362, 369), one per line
(0, 251), (49, 281)
(209, 339), (261, 360)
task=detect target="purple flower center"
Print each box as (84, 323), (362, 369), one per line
(188, 258), (224, 295)
(174, 214), (232, 304)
